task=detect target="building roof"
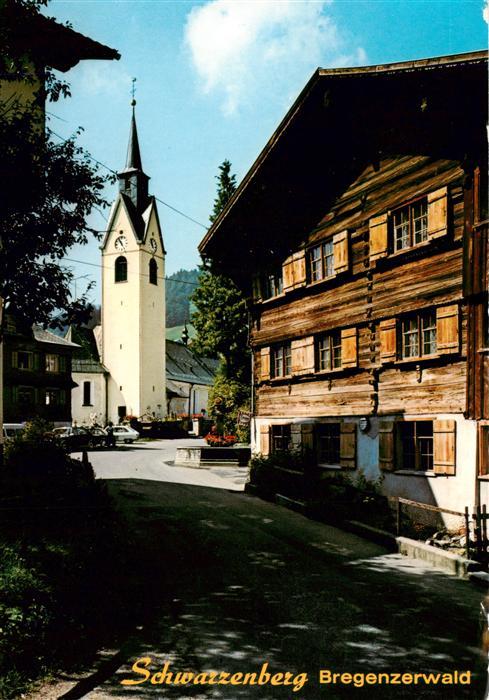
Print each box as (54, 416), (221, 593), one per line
(15, 12), (120, 72)
(199, 50), (487, 288)
(166, 340), (218, 386)
(33, 325), (79, 348)
(67, 326), (108, 373)
(166, 324), (197, 343)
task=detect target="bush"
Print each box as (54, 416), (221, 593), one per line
(2, 419), (95, 504)
(208, 374), (250, 443)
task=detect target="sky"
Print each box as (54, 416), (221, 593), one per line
(46, 0), (488, 305)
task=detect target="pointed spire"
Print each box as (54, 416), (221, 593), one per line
(125, 103), (143, 171)
(117, 82), (150, 213)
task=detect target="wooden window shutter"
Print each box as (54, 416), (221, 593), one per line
(333, 230), (349, 274)
(369, 213), (389, 262)
(341, 328), (357, 369)
(340, 423), (356, 469)
(379, 421), (395, 471)
(12, 386), (18, 403)
(291, 423), (302, 449)
(282, 257), (294, 292)
(283, 252), (306, 292)
(260, 347), (271, 381)
(59, 355), (67, 372)
(33, 353), (40, 370)
(301, 423), (315, 452)
(11, 350), (18, 368)
(379, 319), (397, 363)
(291, 336), (315, 375)
(433, 420), (456, 475)
(260, 425), (270, 456)
(251, 273), (262, 302)
(436, 305), (459, 354)
(427, 186), (448, 240)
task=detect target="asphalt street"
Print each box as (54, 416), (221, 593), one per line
(30, 440), (488, 700)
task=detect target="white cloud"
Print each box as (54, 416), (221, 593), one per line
(184, 0), (366, 116)
(484, 0), (489, 23)
(77, 62), (132, 98)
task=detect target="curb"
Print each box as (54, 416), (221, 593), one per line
(397, 536), (481, 578)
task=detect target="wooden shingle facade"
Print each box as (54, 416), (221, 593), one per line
(199, 52), (488, 514)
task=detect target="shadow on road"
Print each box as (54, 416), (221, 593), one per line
(36, 479), (487, 700)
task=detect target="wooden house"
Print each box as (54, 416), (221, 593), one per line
(199, 51), (488, 516)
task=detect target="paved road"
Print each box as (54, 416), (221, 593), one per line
(73, 438), (249, 491)
(31, 443), (487, 700)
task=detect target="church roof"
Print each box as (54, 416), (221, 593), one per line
(166, 340), (218, 386)
(68, 326), (108, 374)
(122, 109), (142, 172)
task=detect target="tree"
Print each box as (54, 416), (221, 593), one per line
(209, 160), (237, 224)
(0, 0), (113, 333)
(166, 268), (200, 327)
(191, 160), (250, 382)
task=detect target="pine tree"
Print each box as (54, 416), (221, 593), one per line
(191, 160), (250, 385)
(209, 159), (237, 224)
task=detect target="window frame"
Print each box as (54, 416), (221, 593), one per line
(115, 256), (128, 283)
(271, 424), (291, 454)
(262, 269), (283, 300)
(149, 258), (158, 285)
(397, 420), (434, 473)
(82, 380), (92, 407)
(316, 423), (341, 466)
(391, 196), (428, 253)
(308, 239), (334, 283)
(317, 331), (342, 372)
(271, 342), (292, 378)
(400, 310), (437, 360)
(15, 350), (33, 370)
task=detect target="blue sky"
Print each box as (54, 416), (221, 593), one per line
(46, 0), (488, 304)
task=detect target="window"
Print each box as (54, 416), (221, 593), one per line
(309, 240), (334, 282)
(15, 351), (33, 370)
(393, 199), (428, 252)
(399, 421), (433, 471)
(45, 389), (66, 406)
(263, 270), (283, 299)
(46, 354), (59, 373)
(272, 343), (291, 377)
(401, 311), (436, 359)
(83, 381), (92, 406)
(317, 423), (340, 464)
(18, 386), (35, 405)
(317, 332), (342, 371)
(149, 258), (158, 285)
(115, 256), (128, 283)
(271, 425), (291, 453)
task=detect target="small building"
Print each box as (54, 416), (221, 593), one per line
(67, 325), (108, 427)
(199, 51), (488, 518)
(166, 340), (218, 416)
(3, 317), (78, 426)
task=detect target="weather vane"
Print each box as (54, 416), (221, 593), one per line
(131, 77), (137, 107)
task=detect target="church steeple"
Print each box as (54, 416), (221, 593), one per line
(117, 98), (150, 212)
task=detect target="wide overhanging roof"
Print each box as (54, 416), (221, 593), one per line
(17, 13), (120, 72)
(199, 50), (487, 287)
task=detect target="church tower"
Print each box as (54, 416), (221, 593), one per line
(101, 100), (166, 423)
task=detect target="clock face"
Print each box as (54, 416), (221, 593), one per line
(150, 238), (157, 252)
(115, 235), (127, 252)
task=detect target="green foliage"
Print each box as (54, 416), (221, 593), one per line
(166, 268), (200, 327)
(191, 159), (250, 382)
(209, 159), (237, 224)
(191, 268), (250, 380)
(208, 374), (250, 442)
(0, 0), (113, 331)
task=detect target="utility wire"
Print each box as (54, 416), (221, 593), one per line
(48, 128), (209, 230)
(63, 256), (200, 286)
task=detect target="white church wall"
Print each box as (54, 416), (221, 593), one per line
(71, 372), (106, 426)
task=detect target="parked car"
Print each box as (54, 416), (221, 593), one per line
(51, 426), (107, 451)
(2, 423), (25, 440)
(112, 425), (140, 444)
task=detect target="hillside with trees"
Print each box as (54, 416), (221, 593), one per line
(166, 268), (200, 327)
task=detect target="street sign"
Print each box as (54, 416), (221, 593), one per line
(237, 411), (252, 427)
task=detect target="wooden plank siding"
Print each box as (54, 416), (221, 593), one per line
(252, 156), (470, 418)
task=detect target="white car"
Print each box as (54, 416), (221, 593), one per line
(111, 425), (140, 444)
